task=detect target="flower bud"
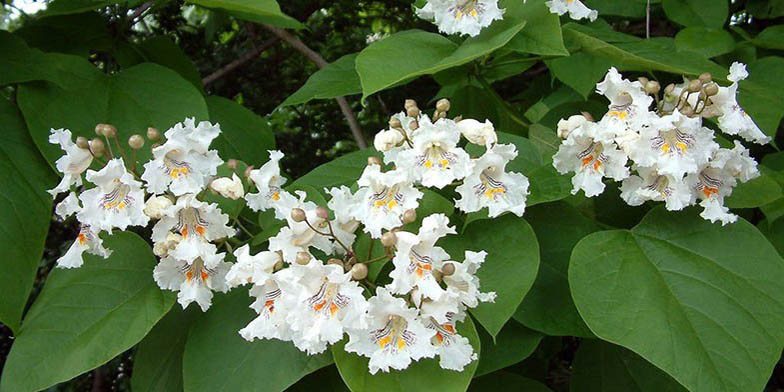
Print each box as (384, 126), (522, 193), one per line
(698, 72), (712, 83)
(680, 105), (695, 117)
(373, 129), (405, 152)
(209, 173), (245, 200)
(291, 208), (307, 222)
(226, 159), (238, 170)
(703, 82), (719, 97)
(351, 263), (368, 280)
(432, 269), (443, 282)
(75, 136), (89, 149)
(89, 138), (105, 157)
(128, 134), (144, 149)
(435, 98), (450, 113)
(315, 206), (329, 220)
(328, 258), (344, 268)
(402, 209), (417, 224)
(441, 262), (455, 276)
(580, 111), (594, 122)
(556, 114), (589, 140)
(388, 116), (402, 129)
(367, 156), (383, 166)
(296, 251), (311, 265)
(644, 80), (660, 95)
(144, 195), (172, 219)
(273, 259), (285, 272)
(244, 165), (254, 179)
(381, 231), (397, 247)
(406, 106), (420, 118)
(404, 99), (418, 110)
(457, 118), (497, 146)
(687, 79), (703, 93)
(409, 120), (419, 131)
(96, 123), (116, 138)
(664, 83), (676, 96)
(637, 77), (649, 86)
(146, 127), (160, 141)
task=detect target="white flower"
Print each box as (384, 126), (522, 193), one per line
(388, 214), (455, 300)
(596, 68), (655, 140)
(704, 62), (770, 144)
(553, 122), (630, 197)
(627, 110), (719, 179)
(352, 165), (423, 238)
(374, 128), (405, 152)
(55, 225), (111, 269)
(268, 191), (333, 263)
(711, 140), (760, 182)
(151, 193), (235, 264)
(55, 192), (81, 219)
(152, 232), (182, 258)
(144, 195), (172, 220)
(326, 186), (361, 253)
(391, 115), (472, 188)
(621, 166), (693, 211)
(77, 158), (149, 232)
(141, 118), (223, 196)
(245, 150), (297, 219)
(457, 118), (497, 147)
(48, 128), (93, 197)
(421, 312), (477, 371)
(240, 277), (294, 342)
(283, 261), (368, 354)
(153, 252), (231, 311)
(210, 173), (244, 200)
(455, 143), (529, 217)
(546, 0), (598, 21)
(345, 287), (436, 374)
(443, 251), (496, 308)
(416, 0), (505, 37)
(225, 244), (281, 288)
(557, 114), (590, 140)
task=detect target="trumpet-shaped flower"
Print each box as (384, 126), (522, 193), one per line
(352, 165), (423, 238)
(596, 68), (655, 140)
(326, 186), (361, 253)
(77, 158), (149, 232)
(457, 118), (497, 147)
(702, 63), (770, 144)
(455, 143), (529, 217)
(416, 0), (505, 37)
(225, 244), (281, 288)
(621, 166), (693, 211)
(268, 191), (334, 263)
(56, 225), (112, 268)
(546, 0), (598, 21)
(240, 277), (294, 342)
(48, 128), (93, 197)
(55, 192), (81, 219)
(246, 150), (297, 219)
(421, 312), (477, 371)
(210, 173), (244, 200)
(153, 251), (231, 311)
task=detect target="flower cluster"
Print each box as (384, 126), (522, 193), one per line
(416, 0), (505, 37)
(553, 64), (764, 225)
(46, 99), (514, 374)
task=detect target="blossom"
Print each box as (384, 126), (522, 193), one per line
(416, 0), (505, 37)
(240, 277), (294, 342)
(443, 251), (496, 308)
(557, 114), (590, 140)
(144, 195), (172, 220)
(225, 245), (281, 288)
(388, 214), (455, 300)
(457, 118), (497, 147)
(351, 165), (423, 238)
(77, 158), (149, 232)
(374, 128), (405, 152)
(48, 128), (93, 197)
(455, 143), (529, 217)
(553, 121), (630, 197)
(421, 312), (476, 371)
(152, 232), (182, 258)
(704, 63), (770, 144)
(55, 225), (111, 268)
(596, 68), (655, 140)
(391, 115), (472, 188)
(326, 186), (361, 253)
(153, 251), (231, 311)
(621, 166), (693, 211)
(345, 287), (436, 374)
(268, 191), (334, 263)
(283, 261), (368, 354)
(245, 150), (297, 219)
(55, 192), (81, 219)
(141, 118), (223, 196)
(210, 173), (244, 200)
(546, 0), (598, 21)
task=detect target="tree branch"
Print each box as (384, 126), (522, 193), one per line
(261, 24), (368, 149)
(202, 37), (279, 86)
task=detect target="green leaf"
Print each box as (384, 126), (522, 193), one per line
(186, 0), (304, 29)
(758, 217), (784, 257)
(0, 99), (56, 333)
(505, 0), (569, 56)
(0, 232), (175, 392)
(332, 316), (479, 392)
(441, 215), (540, 337)
(569, 206), (784, 392)
(675, 27), (735, 58)
(582, 0), (652, 18)
(183, 290), (332, 392)
(206, 96), (276, 167)
(14, 12), (112, 57)
(475, 320), (542, 377)
(291, 149), (381, 190)
(40, 0), (143, 17)
(17, 62), (209, 172)
(662, 0), (728, 28)
(280, 54), (362, 107)
(469, 372), (551, 391)
(545, 51), (613, 99)
(515, 202), (597, 337)
(725, 169), (783, 209)
(570, 339), (688, 392)
(137, 36), (205, 93)
(356, 0), (526, 100)
(131, 307), (199, 392)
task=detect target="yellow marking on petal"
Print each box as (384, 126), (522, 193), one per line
(609, 110), (628, 120)
(200, 270), (209, 282)
(396, 338), (406, 349)
(77, 233), (87, 245)
(387, 200), (398, 209)
(470, 8), (478, 17)
(195, 226), (206, 237)
(374, 200), (386, 208)
(378, 336), (392, 348)
(675, 142), (688, 152)
(271, 192), (280, 201)
(661, 143), (671, 154)
(702, 186), (719, 198)
(185, 270), (193, 281)
(329, 303), (339, 316)
(181, 226), (189, 239)
(440, 159), (449, 168)
(424, 160), (433, 169)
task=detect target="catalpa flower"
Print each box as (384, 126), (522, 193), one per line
(48, 128), (93, 197)
(345, 287), (436, 374)
(596, 68), (655, 140)
(326, 186), (361, 253)
(55, 192), (81, 220)
(352, 165), (423, 238)
(391, 115), (472, 188)
(443, 251), (496, 309)
(283, 261), (368, 354)
(56, 225), (112, 269)
(240, 277), (294, 342)
(546, 0), (598, 21)
(225, 245), (281, 288)
(703, 63), (770, 144)
(151, 193), (235, 264)
(142, 118), (223, 196)
(457, 118), (497, 147)
(416, 0), (504, 37)
(246, 150), (297, 219)
(455, 143), (529, 218)
(268, 191), (334, 263)
(388, 214), (455, 300)
(553, 121), (630, 197)
(77, 158), (149, 232)
(153, 251), (231, 311)
(621, 166), (693, 211)
(421, 311), (477, 371)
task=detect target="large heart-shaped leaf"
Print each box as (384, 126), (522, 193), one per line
(182, 290), (332, 392)
(569, 206), (784, 392)
(0, 99), (57, 333)
(280, 54), (362, 108)
(442, 215), (540, 338)
(475, 320), (541, 377)
(0, 232), (175, 392)
(206, 96), (276, 167)
(332, 316), (479, 392)
(505, 0), (568, 56)
(662, 0), (728, 28)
